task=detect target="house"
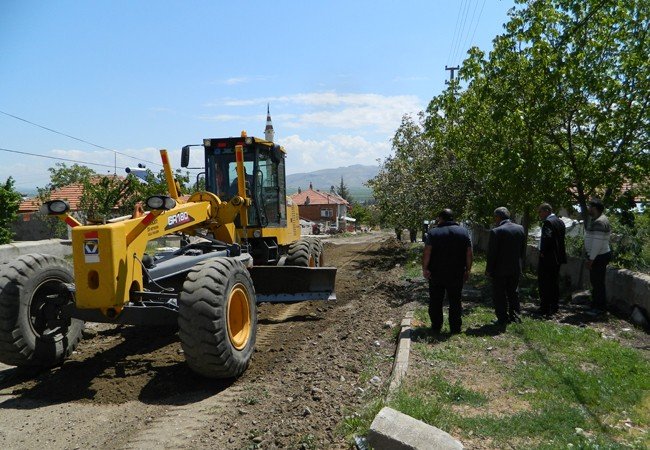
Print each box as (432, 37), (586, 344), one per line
(18, 183), (86, 218)
(290, 183), (350, 231)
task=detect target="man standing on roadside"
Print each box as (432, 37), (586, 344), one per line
(537, 203), (567, 316)
(584, 198), (612, 314)
(486, 207), (526, 326)
(422, 209), (473, 334)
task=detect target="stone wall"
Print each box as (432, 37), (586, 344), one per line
(0, 239), (72, 264)
(471, 225), (650, 316)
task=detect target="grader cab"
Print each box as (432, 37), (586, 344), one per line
(0, 133), (335, 378)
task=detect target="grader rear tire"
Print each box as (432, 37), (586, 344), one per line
(309, 238), (324, 267)
(0, 254), (83, 367)
(285, 238), (315, 267)
(178, 258), (257, 378)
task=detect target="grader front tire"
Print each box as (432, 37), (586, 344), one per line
(0, 254), (83, 367)
(178, 258), (257, 378)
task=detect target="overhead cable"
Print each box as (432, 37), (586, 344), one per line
(0, 109), (163, 167)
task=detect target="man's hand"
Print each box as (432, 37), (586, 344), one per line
(464, 270), (470, 282)
(423, 268), (431, 280)
(586, 260), (593, 270)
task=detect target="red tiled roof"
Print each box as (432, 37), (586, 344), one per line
(290, 187), (349, 206)
(19, 175), (126, 213)
(19, 184), (85, 213)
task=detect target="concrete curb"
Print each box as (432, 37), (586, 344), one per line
(388, 310), (414, 396)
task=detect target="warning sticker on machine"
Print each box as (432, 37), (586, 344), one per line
(84, 238), (100, 263)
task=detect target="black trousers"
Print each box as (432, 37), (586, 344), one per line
(428, 282), (462, 333)
(492, 275), (520, 323)
(590, 252), (612, 310)
(538, 262), (561, 313)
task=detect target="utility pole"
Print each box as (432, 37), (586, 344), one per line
(445, 65), (459, 84)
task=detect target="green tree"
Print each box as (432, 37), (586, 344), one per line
(0, 177), (22, 244)
(47, 163), (96, 190)
(460, 0), (649, 222)
(78, 175), (137, 223)
(337, 177), (354, 203)
(349, 203), (373, 226)
(369, 113), (465, 231)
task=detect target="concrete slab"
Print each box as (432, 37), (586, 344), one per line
(368, 407), (463, 450)
(0, 239), (72, 264)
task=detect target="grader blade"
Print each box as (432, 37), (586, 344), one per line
(249, 266), (336, 303)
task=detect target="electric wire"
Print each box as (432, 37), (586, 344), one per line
(460, 0), (482, 59)
(0, 109), (163, 167)
(446, 0), (466, 65)
(468, 0), (488, 53)
(452, 0), (473, 64)
(0, 146), (126, 171)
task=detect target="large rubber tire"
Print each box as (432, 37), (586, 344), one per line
(0, 254), (83, 367)
(285, 238), (315, 267)
(178, 258), (257, 378)
(310, 238), (324, 267)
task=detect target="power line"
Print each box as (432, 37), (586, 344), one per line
(468, 0), (487, 53)
(452, 0), (472, 64)
(0, 146), (126, 171)
(447, 0), (466, 65)
(460, 0), (482, 60)
(0, 109), (163, 167)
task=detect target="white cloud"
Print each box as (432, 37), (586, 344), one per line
(212, 92), (422, 134)
(279, 134), (389, 173)
(214, 76), (269, 86)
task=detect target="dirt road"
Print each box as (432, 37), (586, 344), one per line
(0, 232), (414, 449)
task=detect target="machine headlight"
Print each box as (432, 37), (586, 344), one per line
(203, 139), (211, 147)
(146, 196), (177, 211)
(40, 200), (70, 215)
(245, 137), (253, 145)
(253, 229), (262, 238)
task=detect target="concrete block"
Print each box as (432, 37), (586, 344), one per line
(0, 239), (72, 264)
(368, 407), (463, 450)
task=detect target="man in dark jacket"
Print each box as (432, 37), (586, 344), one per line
(422, 209), (473, 334)
(537, 203), (567, 315)
(486, 207), (526, 325)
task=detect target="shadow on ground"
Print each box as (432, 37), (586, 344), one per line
(0, 326), (233, 408)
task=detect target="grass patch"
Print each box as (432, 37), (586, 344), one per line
(340, 397), (386, 442)
(393, 305), (650, 449)
(403, 243), (424, 280)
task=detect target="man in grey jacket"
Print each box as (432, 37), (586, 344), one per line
(486, 207), (526, 325)
(584, 199), (612, 313)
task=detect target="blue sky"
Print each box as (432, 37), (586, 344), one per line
(0, 0), (514, 192)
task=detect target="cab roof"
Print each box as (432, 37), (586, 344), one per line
(202, 136), (286, 153)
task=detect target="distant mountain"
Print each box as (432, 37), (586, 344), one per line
(286, 164), (379, 202)
(286, 164), (379, 191)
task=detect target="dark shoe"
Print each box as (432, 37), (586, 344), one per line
(450, 328), (461, 335)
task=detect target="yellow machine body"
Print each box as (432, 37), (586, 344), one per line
(55, 139), (305, 314)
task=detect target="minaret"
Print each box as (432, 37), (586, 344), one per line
(264, 103), (275, 142)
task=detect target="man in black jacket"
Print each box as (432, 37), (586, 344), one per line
(486, 207), (526, 325)
(537, 203), (567, 316)
(422, 209), (473, 334)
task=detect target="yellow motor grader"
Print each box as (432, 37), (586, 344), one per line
(0, 133), (335, 378)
